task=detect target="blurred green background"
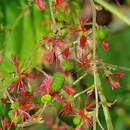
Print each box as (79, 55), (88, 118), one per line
(0, 0), (130, 130)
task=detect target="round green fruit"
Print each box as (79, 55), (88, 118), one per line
(41, 94), (52, 102)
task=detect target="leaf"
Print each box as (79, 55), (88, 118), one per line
(51, 72), (64, 91)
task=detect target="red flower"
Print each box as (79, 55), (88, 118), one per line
(80, 35), (87, 49)
(43, 36), (65, 47)
(19, 103), (35, 111)
(63, 70), (70, 77)
(0, 118), (13, 130)
(101, 40), (109, 51)
(63, 85), (75, 95)
(36, 0), (45, 10)
(44, 51), (54, 64)
(112, 72), (125, 77)
(37, 77), (52, 94)
(62, 48), (69, 59)
(56, 0), (62, 4)
(78, 109), (92, 127)
(60, 103), (73, 115)
(109, 77), (120, 89)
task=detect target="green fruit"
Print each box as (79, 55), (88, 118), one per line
(41, 94), (52, 102)
(51, 73), (64, 91)
(95, 27), (108, 40)
(73, 116), (81, 125)
(62, 60), (74, 70)
(11, 102), (19, 109)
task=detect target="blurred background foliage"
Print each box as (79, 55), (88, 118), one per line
(0, 0), (130, 130)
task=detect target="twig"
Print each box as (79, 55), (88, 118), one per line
(35, 66), (50, 77)
(89, 0), (99, 127)
(102, 62), (130, 71)
(74, 86), (94, 98)
(72, 72), (87, 85)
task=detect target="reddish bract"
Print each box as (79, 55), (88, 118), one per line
(112, 72), (125, 77)
(109, 77), (120, 89)
(56, 0), (62, 4)
(62, 48), (69, 59)
(80, 35), (87, 49)
(101, 40), (109, 51)
(78, 109), (92, 127)
(63, 85), (75, 95)
(37, 77), (52, 94)
(19, 103), (35, 111)
(61, 103), (73, 115)
(36, 0), (45, 10)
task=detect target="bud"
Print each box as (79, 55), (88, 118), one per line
(73, 116), (81, 125)
(41, 94), (52, 102)
(101, 40), (109, 51)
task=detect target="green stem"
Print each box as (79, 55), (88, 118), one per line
(96, 73), (113, 130)
(48, 0), (56, 24)
(102, 62), (130, 71)
(95, 0), (130, 26)
(90, 0), (99, 125)
(72, 72), (87, 85)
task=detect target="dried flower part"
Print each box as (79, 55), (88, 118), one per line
(112, 72), (125, 77)
(38, 77), (52, 93)
(36, 0), (45, 10)
(63, 85), (75, 95)
(44, 51), (54, 64)
(51, 92), (66, 102)
(1, 98), (8, 104)
(101, 40), (109, 51)
(109, 77), (120, 89)
(80, 35), (87, 49)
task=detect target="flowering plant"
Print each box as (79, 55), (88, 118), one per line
(0, 0), (130, 130)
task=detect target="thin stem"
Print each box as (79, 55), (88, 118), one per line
(74, 86), (94, 98)
(35, 66), (49, 77)
(36, 102), (48, 114)
(48, 0), (56, 24)
(90, 0), (99, 125)
(17, 120), (44, 128)
(96, 73), (113, 130)
(102, 62), (130, 71)
(72, 72), (87, 85)
(95, 0), (130, 26)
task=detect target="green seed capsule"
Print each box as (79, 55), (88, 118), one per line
(73, 116), (81, 125)
(95, 27), (108, 40)
(41, 94), (52, 102)
(51, 73), (64, 91)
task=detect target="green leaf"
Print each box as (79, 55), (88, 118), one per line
(62, 59), (74, 70)
(51, 72), (64, 91)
